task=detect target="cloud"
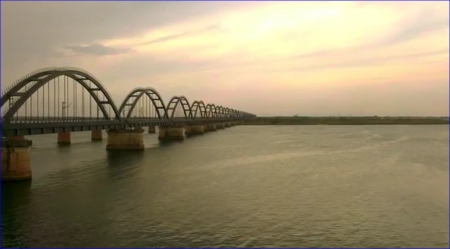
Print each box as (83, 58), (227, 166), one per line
(0, 2), (254, 78)
(281, 49), (449, 72)
(64, 43), (132, 56)
(1, 1), (449, 116)
(371, 7), (449, 47)
(141, 24), (225, 45)
(102, 1), (447, 70)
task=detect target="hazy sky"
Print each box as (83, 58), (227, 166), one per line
(1, 1), (449, 116)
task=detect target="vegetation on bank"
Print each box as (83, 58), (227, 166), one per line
(241, 116), (449, 125)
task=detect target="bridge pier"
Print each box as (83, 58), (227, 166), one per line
(57, 132), (71, 145)
(158, 125), (185, 141)
(225, 122), (231, 128)
(2, 137), (33, 181)
(185, 124), (205, 136)
(216, 123), (225, 129)
(148, 125), (156, 134)
(205, 124), (217, 132)
(91, 130), (103, 141)
(106, 129), (144, 151)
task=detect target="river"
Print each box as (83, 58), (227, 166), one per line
(2, 125), (448, 247)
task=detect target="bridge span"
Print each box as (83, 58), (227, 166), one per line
(1, 67), (256, 181)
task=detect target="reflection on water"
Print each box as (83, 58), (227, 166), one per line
(2, 181), (32, 248)
(2, 125), (449, 247)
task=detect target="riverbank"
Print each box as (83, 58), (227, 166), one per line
(241, 116), (449, 125)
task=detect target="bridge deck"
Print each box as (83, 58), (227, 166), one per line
(1, 117), (240, 136)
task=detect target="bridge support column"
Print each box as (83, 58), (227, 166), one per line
(91, 130), (103, 141)
(106, 129), (144, 151)
(148, 125), (156, 134)
(185, 125), (205, 136)
(158, 126), (185, 141)
(57, 132), (71, 145)
(2, 137), (33, 181)
(225, 122), (231, 128)
(205, 124), (217, 132)
(216, 123), (225, 129)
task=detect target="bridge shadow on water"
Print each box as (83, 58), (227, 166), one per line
(2, 181), (32, 248)
(105, 150), (146, 181)
(106, 150), (145, 167)
(49, 144), (105, 159)
(2, 181), (32, 207)
(156, 133), (209, 148)
(157, 139), (185, 148)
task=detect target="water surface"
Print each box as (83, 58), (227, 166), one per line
(2, 125), (448, 247)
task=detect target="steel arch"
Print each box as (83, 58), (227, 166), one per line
(231, 109), (238, 118)
(228, 108), (235, 118)
(221, 107), (227, 118)
(1, 68), (120, 122)
(189, 100), (206, 118)
(166, 96), (191, 119)
(205, 104), (218, 118)
(118, 87), (167, 119)
(215, 105), (225, 118)
(224, 107), (231, 118)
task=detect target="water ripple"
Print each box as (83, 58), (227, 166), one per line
(2, 125), (448, 247)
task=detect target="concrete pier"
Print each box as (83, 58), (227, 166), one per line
(57, 131), (71, 145)
(148, 125), (156, 134)
(216, 123), (225, 129)
(185, 124), (205, 136)
(91, 130), (103, 141)
(106, 128), (145, 151)
(158, 126), (185, 141)
(2, 137), (33, 181)
(225, 122), (231, 128)
(205, 124), (217, 132)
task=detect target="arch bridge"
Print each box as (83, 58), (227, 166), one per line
(1, 67), (256, 181)
(1, 67), (255, 135)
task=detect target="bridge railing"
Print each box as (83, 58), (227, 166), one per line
(5, 116), (116, 124)
(4, 116), (241, 124)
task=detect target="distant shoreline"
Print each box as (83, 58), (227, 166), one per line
(241, 116), (449, 125)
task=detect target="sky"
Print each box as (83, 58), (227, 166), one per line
(1, 1), (449, 117)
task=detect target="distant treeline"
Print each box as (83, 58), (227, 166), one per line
(241, 116), (449, 125)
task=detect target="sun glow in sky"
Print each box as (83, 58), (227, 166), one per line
(1, 1), (449, 116)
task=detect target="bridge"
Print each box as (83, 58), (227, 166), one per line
(1, 67), (256, 181)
